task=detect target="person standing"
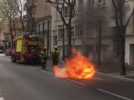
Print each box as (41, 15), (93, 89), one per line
(52, 48), (59, 66)
(40, 48), (48, 69)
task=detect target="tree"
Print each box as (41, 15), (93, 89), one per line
(14, 0), (26, 32)
(25, 0), (35, 33)
(46, 0), (76, 57)
(112, 0), (134, 75)
(0, 0), (26, 47)
(0, 0), (18, 46)
(78, 0), (108, 65)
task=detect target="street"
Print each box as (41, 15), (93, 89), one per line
(0, 54), (133, 100)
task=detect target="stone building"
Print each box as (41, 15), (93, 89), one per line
(25, 0), (134, 66)
(50, 0), (114, 63)
(50, 0), (134, 66)
(25, 0), (52, 55)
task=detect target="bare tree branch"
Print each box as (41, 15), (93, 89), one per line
(46, 0), (76, 57)
(125, 8), (134, 28)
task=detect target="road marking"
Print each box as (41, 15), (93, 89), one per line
(94, 77), (104, 81)
(69, 77), (104, 87)
(69, 80), (86, 87)
(70, 77), (104, 86)
(0, 97), (4, 100)
(97, 88), (132, 100)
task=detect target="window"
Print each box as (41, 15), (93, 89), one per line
(133, 15), (134, 33)
(40, 23), (43, 33)
(43, 23), (45, 33)
(57, 0), (63, 4)
(53, 35), (58, 46)
(72, 26), (75, 39)
(38, 24), (40, 34)
(58, 25), (64, 40)
(97, 0), (106, 8)
(98, 0), (105, 4)
(75, 24), (81, 39)
(63, 6), (70, 17)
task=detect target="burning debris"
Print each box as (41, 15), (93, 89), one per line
(53, 49), (96, 80)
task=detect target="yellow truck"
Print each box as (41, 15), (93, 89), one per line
(11, 34), (41, 64)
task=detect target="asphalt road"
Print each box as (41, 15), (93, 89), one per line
(0, 54), (133, 100)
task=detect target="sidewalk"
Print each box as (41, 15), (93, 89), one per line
(45, 58), (134, 82)
(97, 70), (134, 82)
(95, 62), (134, 80)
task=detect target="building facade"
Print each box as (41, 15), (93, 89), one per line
(25, 0), (52, 55)
(25, 0), (134, 65)
(50, 0), (114, 62)
(50, 0), (134, 65)
(0, 19), (12, 48)
(125, 0), (134, 65)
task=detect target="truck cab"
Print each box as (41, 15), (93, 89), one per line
(11, 34), (41, 64)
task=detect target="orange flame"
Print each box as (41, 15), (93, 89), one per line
(53, 49), (96, 80)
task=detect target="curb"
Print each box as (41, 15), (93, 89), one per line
(97, 72), (134, 82)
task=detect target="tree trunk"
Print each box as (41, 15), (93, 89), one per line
(113, 27), (126, 75)
(22, 20), (25, 32)
(120, 27), (126, 75)
(12, 20), (16, 34)
(9, 19), (14, 48)
(62, 24), (65, 60)
(47, 20), (50, 57)
(20, 14), (25, 32)
(67, 25), (72, 58)
(96, 21), (102, 66)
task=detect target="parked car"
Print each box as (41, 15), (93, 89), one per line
(0, 46), (4, 53)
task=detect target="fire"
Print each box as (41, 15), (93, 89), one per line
(53, 49), (96, 80)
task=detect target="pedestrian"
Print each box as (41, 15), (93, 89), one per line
(52, 48), (59, 66)
(40, 48), (48, 70)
